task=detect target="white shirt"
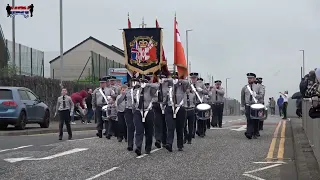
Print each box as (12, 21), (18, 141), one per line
(283, 94), (288, 102)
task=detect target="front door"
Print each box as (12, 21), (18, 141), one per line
(18, 90), (35, 121)
(26, 90), (43, 121)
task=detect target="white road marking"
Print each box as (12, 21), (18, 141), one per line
(4, 148), (88, 163)
(242, 173), (265, 180)
(231, 125), (247, 131)
(253, 161), (287, 164)
(244, 164), (282, 174)
(210, 127), (230, 130)
(43, 137), (97, 146)
(85, 167), (119, 180)
(0, 145), (33, 153)
(136, 148), (162, 159)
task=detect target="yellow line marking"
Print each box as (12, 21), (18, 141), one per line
(277, 120), (286, 160)
(266, 121), (282, 161)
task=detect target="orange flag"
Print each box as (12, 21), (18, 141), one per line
(174, 16), (188, 79)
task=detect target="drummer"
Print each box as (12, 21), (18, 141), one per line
(189, 72), (209, 138)
(256, 77), (265, 133)
(210, 80), (225, 128)
(183, 84), (197, 144)
(241, 73), (263, 139)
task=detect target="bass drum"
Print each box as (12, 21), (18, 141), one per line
(196, 103), (212, 120)
(250, 103), (267, 120)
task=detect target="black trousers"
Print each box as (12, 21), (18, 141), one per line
(106, 119), (118, 137)
(117, 112), (127, 140)
(184, 109), (195, 142)
(133, 110), (154, 151)
(211, 103), (224, 127)
(282, 102), (288, 118)
(124, 109), (134, 149)
(165, 106), (186, 149)
(59, 110), (72, 138)
(245, 106), (259, 137)
(153, 104), (167, 145)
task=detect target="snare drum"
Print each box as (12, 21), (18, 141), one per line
(196, 103), (212, 120)
(250, 103), (266, 120)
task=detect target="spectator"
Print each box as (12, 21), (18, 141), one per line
(269, 97), (276, 115)
(277, 95), (284, 116)
(279, 91), (289, 119)
(85, 88), (93, 124)
(71, 90), (88, 124)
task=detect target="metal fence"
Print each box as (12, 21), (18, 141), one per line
(5, 39), (44, 77)
(301, 100), (320, 168)
(224, 98), (241, 116)
(0, 25), (10, 68)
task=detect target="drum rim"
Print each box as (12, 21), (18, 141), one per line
(196, 103), (211, 110)
(250, 103), (265, 109)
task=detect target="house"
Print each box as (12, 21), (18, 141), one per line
(49, 36), (125, 81)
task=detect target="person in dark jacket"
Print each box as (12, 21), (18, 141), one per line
(71, 90), (88, 124)
(85, 88), (93, 124)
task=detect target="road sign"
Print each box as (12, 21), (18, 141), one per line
(4, 148), (88, 163)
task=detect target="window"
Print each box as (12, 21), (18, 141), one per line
(18, 90), (30, 100)
(26, 91), (37, 101)
(0, 89), (13, 99)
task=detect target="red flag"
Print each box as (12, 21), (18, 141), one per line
(174, 16), (188, 79)
(155, 18), (170, 77)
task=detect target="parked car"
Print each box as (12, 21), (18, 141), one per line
(0, 87), (50, 130)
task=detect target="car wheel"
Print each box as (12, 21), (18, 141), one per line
(0, 122), (8, 130)
(40, 110), (50, 128)
(15, 111), (26, 130)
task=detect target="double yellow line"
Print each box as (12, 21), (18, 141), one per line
(266, 120), (287, 161)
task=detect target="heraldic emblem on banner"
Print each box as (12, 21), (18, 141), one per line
(122, 28), (163, 75)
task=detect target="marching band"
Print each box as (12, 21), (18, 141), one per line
(56, 71), (267, 155)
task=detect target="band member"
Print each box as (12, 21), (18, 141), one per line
(210, 80), (225, 128)
(116, 85), (128, 142)
(132, 76), (158, 156)
(204, 83), (211, 129)
(183, 85), (197, 144)
(116, 79), (122, 86)
(153, 73), (169, 148)
(118, 78), (139, 151)
(110, 76), (121, 95)
(55, 88), (74, 140)
(190, 73), (209, 137)
(105, 95), (118, 139)
(256, 77), (265, 132)
(164, 72), (189, 151)
(92, 77), (115, 138)
(241, 73), (263, 139)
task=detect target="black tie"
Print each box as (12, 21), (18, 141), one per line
(101, 88), (106, 103)
(138, 88), (144, 109)
(62, 95), (66, 108)
(187, 93), (190, 107)
(249, 84), (253, 101)
(215, 90), (218, 101)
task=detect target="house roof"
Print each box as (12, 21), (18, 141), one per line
(49, 36), (124, 64)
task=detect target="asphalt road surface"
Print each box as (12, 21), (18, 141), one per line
(0, 116), (297, 180)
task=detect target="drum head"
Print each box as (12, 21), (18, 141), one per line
(250, 103), (265, 109)
(102, 105), (108, 111)
(196, 103), (211, 111)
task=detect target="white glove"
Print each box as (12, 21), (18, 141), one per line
(159, 79), (164, 84)
(240, 106), (245, 111)
(173, 79), (178, 84)
(141, 82), (146, 88)
(70, 112), (73, 117)
(252, 91), (257, 97)
(54, 112), (57, 118)
(197, 88), (203, 92)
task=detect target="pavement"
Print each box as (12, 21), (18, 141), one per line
(0, 115), (309, 180)
(0, 121), (96, 136)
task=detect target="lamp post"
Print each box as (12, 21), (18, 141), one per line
(299, 50), (305, 76)
(59, 0), (64, 87)
(225, 78), (231, 115)
(186, 29), (192, 75)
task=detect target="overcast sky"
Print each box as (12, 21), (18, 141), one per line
(2, 0), (320, 101)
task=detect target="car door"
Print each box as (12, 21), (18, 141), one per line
(18, 89), (35, 120)
(26, 90), (43, 121)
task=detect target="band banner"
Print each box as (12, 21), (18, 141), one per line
(122, 28), (163, 75)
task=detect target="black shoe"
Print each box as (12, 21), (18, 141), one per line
(97, 132), (102, 138)
(253, 135), (257, 139)
(145, 149), (151, 154)
(178, 148), (183, 151)
(187, 141), (192, 144)
(219, 125), (222, 128)
(183, 138), (187, 144)
(196, 131), (200, 136)
(103, 132), (106, 136)
(162, 144), (166, 148)
(192, 134), (195, 138)
(155, 141), (161, 148)
(68, 136), (72, 140)
(127, 147), (133, 151)
(200, 134), (205, 138)
(245, 132), (252, 139)
(58, 137), (62, 140)
(106, 135), (111, 139)
(260, 127), (263, 130)
(118, 138), (123, 142)
(165, 144), (173, 152)
(256, 133), (260, 137)
(135, 148), (142, 156)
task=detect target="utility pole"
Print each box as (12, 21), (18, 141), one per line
(12, 0), (16, 67)
(186, 29), (192, 77)
(59, 0), (64, 87)
(299, 50), (305, 76)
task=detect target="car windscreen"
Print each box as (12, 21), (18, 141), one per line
(0, 89), (13, 99)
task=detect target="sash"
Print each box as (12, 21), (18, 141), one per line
(246, 85), (258, 104)
(190, 84), (203, 103)
(99, 88), (109, 105)
(135, 89), (153, 122)
(173, 99), (184, 119)
(156, 90), (165, 114)
(130, 88), (134, 105)
(169, 87), (184, 118)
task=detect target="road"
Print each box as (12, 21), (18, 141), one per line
(0, 116), (297, 180)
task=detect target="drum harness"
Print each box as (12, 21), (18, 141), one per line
(169, 79), (184, 118)
(136, 83), (153, 122)
(190, 83), (203, 104)
(158, 76), (165, 114)
(246, 84), (258, 104)
(99, 88), (110, 120)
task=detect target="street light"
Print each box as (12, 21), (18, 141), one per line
(186, 29), (192, 75)
(299, 50), (305, 76)
(225, 78), (230, 115)
(59, 0), (64, 87)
